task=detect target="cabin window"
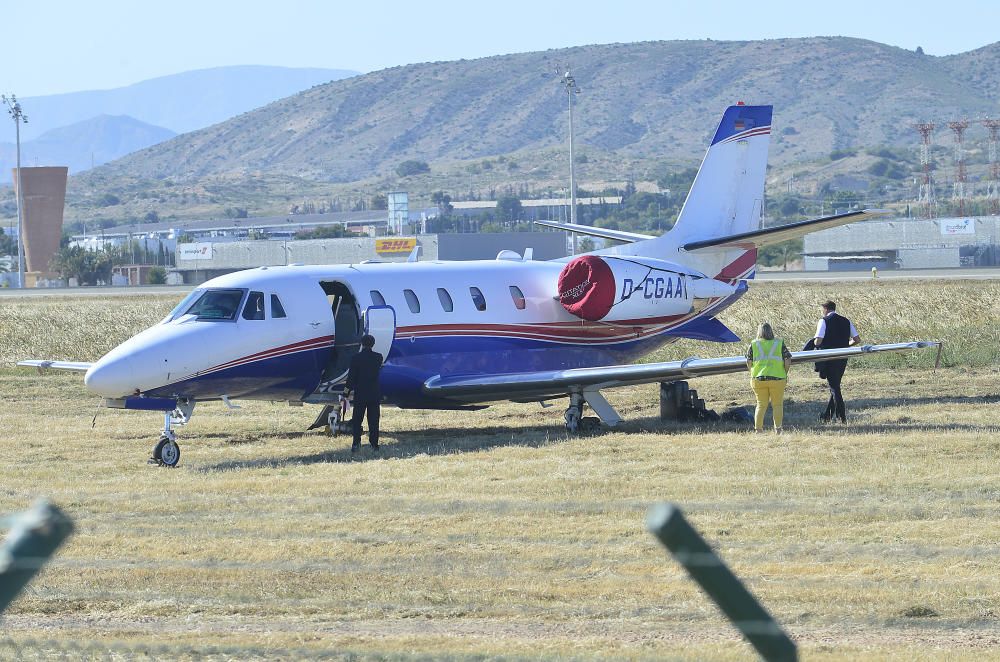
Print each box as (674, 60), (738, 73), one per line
(509, 285), (526, 310)
(404, 289), (421, 314)
(470, 286), (487, 311)
(370, 290), (386, 306)
(183, 288), (246, 321)
(270, 294), (287, 319)
(437, 288), (454, 312)
(242, 291), (266, 320)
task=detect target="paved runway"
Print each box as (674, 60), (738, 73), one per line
(0, 285), (191, 298)
(757, 267), (1000, 281)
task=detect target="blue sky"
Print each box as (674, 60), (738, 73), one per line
(6, 0), (1000, 97)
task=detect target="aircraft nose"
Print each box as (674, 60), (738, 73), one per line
(84, 355), (138, 398)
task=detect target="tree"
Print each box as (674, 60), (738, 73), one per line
(496, 196), (522, 222)
(50, 246), (114, 285)
(371, 194), (388, 210)
(431, 191), (453, 214)
(0, 228), (14, 256)
(779, 198), (802, 218)
(147, 266), (167, 285)
(295, 224), (350, 240)
(395, 160), (430, 177)
(578, 237), (596, 253)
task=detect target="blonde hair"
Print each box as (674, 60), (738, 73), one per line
(757, 322), (775, 340)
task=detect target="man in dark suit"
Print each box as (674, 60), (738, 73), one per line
(814, 300), (861, 423)
(344, 334), (384, 452)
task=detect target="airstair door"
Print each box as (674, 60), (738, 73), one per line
(363, 306), (396, 359)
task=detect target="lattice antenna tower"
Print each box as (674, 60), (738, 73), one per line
(914, 122), (936, 218)
(983, 118), (1000, 215)
(948, 119), (970, 216)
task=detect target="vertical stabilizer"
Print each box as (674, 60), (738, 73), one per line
(671, 104), (771, 280)
(671, 105), (772, 244)
(607, 105), (772, 281)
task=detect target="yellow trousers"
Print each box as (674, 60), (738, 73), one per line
(751, 378), (786, 430)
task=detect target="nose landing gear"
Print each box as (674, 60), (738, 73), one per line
(151, 432), (180, 467)
(149, 400), (194, 467)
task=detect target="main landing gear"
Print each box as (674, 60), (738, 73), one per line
(563, 390), (623, 433)
(150, 400), (194, 467)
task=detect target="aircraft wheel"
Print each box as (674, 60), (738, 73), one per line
(579, 416), (602, 433)
(151, 436), (168, 463)
(564, 406), (581, 433)
(159, 440), (181, 467)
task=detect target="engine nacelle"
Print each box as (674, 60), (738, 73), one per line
(557, 255), (736, 322)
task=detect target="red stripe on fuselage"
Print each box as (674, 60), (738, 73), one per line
(716, 250), (757, 282)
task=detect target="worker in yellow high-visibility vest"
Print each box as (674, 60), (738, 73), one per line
(745, 322), (792, 432)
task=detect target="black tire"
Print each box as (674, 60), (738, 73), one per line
(159, 440), (180, 467)
(152, 437), (168, 462)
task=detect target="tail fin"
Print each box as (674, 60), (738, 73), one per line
(611, 104), (772, 281)
(671, 104), (772, 245)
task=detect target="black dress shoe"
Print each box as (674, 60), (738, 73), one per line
(351, 442), (360, 453)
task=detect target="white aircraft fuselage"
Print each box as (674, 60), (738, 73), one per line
(84, 256), (749, 408)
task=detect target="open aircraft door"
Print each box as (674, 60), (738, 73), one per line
(362, 305), (395, 359)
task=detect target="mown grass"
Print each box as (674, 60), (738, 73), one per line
(0, 279), (998, 660)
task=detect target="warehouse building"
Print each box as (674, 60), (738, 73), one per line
(803, 216), (1000, 270)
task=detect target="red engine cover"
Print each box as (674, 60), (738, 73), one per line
(557, 255), (616, 321)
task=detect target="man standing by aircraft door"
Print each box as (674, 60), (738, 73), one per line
(814, 300), (860, 423)
(344, 334), (383, 453)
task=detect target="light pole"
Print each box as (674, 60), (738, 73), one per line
(2, 94), (27, 288)
(560, 70), (581, 253)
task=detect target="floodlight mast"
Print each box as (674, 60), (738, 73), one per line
(2, 94), (27, 288)
(560, 70), (581, 253)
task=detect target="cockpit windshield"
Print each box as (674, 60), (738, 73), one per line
(164, 289), (203, 323)
(174, 288), (247, 321)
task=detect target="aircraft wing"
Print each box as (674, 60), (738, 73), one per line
(682, 209), (890, 252)
(533, 220), (656, 244)
(422, 341), (940, 403)
(17, 360), (93, 373)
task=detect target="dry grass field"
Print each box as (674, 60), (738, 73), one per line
(0, 279), (998, 660)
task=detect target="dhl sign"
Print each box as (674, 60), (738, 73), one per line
(375, 238), (417, 254)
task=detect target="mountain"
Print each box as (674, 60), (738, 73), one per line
(0, 115), (176, 183)
(12, 65), (359, 141)
(78, 37), (1000, 190)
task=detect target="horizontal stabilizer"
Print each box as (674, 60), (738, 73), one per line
(669, 317), (742, 343)
(17, 360), (92, 373)
(682, 209), (890, 253)
(533, 219), (656, 244)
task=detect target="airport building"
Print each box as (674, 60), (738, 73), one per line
(803, 215), (1000, 270)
